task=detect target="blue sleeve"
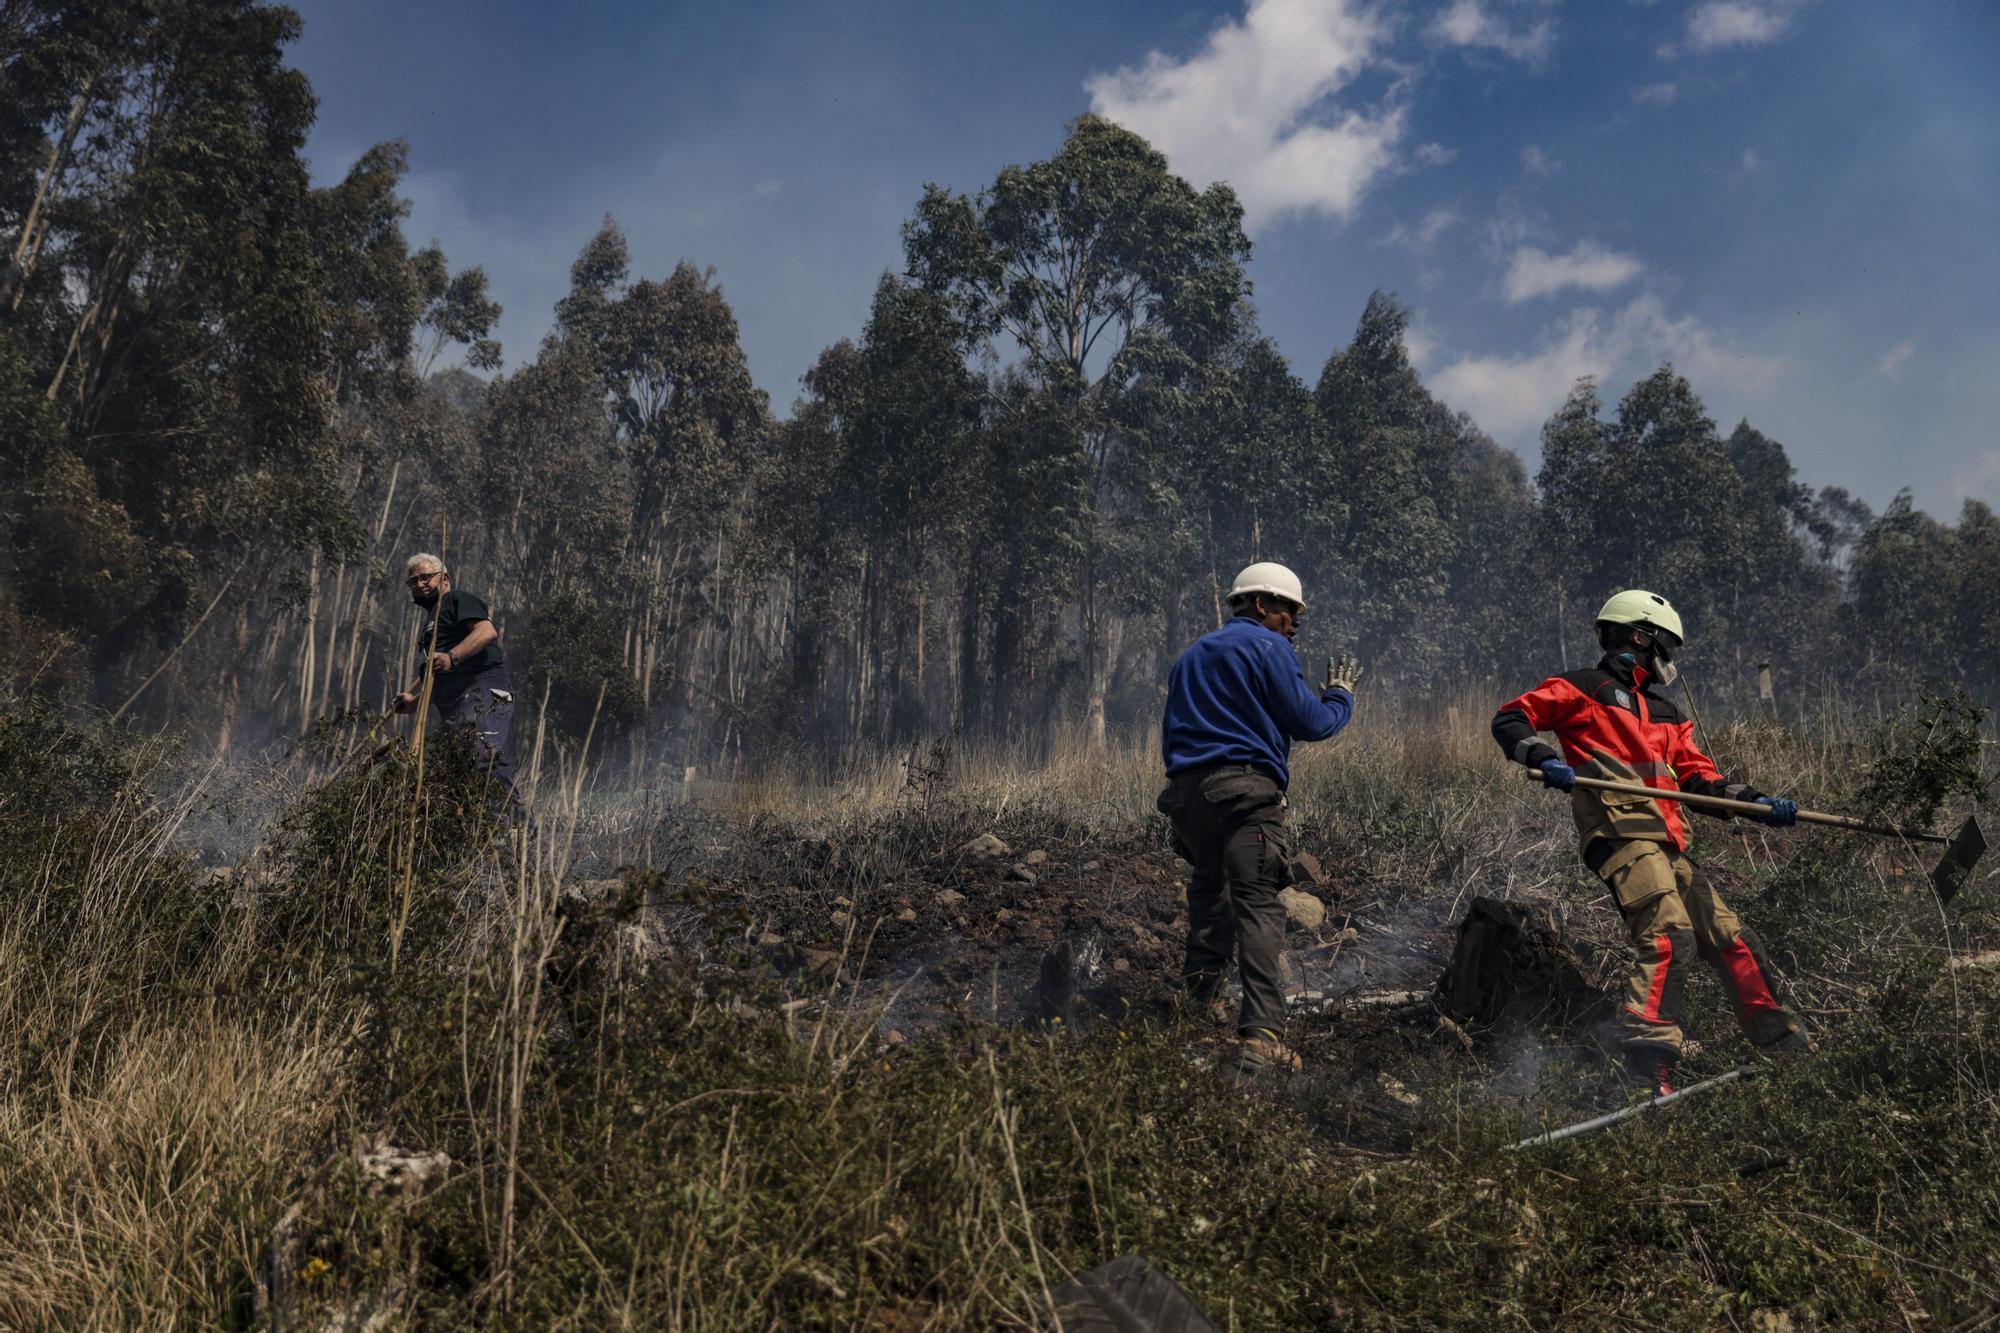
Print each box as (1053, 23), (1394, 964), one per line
(1258, 640), (1354, 742)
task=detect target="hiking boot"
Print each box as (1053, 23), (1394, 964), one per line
(1233, 1029), (1303, 1077)
(1755, 1028), (1817, 1058)
(1624, 1050), (1677, 1098)
(1175, 990), (1232, 1028)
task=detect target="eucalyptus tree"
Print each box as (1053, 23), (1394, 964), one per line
(754, 279), (989, 751)
(1, 0), (343, 719)
(1849, 491), (1957, 688)
(1946, 500), (2000, 699)
(554, 220), (771, 722)
(1118, 330), (1323, 681)
(1714, 421), (1843, 681)
(840, 276), (984, 738)
(1536, 367), (1761, 676)
(904, 114), (1251, 742)
(1314, 292), (1528, 677)
(749, 338), (867, 750)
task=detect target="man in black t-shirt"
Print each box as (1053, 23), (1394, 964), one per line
(394, 552), (515, 794)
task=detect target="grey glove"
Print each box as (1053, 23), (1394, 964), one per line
(1324, 651), (1363, 693)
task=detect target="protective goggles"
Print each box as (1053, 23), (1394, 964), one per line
(1627, 623), (1681, 661)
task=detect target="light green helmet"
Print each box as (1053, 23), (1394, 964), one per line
(1595, 589), (1684, 645)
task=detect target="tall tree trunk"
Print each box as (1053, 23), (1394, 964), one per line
(45, 238), (126, 404)
(4, 84), (92, 310)
(298, 550), (320, 734)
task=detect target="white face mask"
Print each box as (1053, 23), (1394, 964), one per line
(1654, 658), (1678, 687)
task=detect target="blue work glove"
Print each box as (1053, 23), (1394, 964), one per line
(1755, 796), (1798, 827)
(1538, 758), (1576, 792)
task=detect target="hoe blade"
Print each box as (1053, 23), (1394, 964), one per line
(1931, 816), (1986, 904)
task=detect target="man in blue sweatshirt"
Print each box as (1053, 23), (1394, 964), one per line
(1157, 562), (1360, 1076)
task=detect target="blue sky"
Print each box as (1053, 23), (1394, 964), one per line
(288, 0), (1998, 518)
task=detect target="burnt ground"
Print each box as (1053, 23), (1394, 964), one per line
(562, 805), (1662, 1154)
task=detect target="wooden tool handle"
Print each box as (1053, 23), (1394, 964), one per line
(1524, 770), (1946, 844)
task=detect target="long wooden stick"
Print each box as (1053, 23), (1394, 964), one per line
(1525, 770), (1947, 844)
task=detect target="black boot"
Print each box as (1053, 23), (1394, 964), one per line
(1624, 1049), (1676, 1098)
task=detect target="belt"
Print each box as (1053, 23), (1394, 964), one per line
(1170, 760), (1278, 785)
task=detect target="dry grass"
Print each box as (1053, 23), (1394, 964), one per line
(0, 688), (1994, 1326)
(0, 1013), (343, 1329)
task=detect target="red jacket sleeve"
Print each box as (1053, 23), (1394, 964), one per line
(1491, 676), (1587, 768)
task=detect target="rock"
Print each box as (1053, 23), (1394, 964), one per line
(757, 930), (787, 949)
(564, 878), (632, 909)
(1081, 860), (1101, 873)
(996, 908), (1015, 926)
(1377, 1074), (1421, 1108)
(1023, 849), (1048, 866)
(961, 832), (1011, 862)
(1006, 863), (1038, 885)
(354, 1134), (450, 1199)
(895, 908), (918, 923)
(884, 1028), (906, 1046)
(834, 895), (853, 908)
(1111, 957), (1131, 974)
(831, 910), (850, 927)
(1035, 931), (1114, 1025)
(935, 888), (967, 911)
(1277, 887), (1327, 931)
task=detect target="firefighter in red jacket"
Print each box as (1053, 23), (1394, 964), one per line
(1492, 590), (1810, 1092)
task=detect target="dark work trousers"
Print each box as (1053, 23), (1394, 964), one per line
(1156, 763), (1292, 1035)
(437, 671), (516, 798)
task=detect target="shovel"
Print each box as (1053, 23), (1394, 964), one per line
(1527, 771), (1987, 902)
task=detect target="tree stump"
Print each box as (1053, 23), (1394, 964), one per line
(1437, 896), (1605, 1032)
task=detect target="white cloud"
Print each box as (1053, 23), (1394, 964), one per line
(1385, 206), (1462, 251)
(1427, 0), (1556, 64)
(1084, 0), (1404, 233)
(752, 179), (784, 196)
(1737, 147), (1763, 173)
(1400, 320), (1442, 370)
(1519, 144), (1559, 177)
(1953, 451), (2000, 506)
(1414, 141), (1459, 167)
(1429, 294), (1784, 438)
(1631, 81), (1679, 106)
(1873, 340), (1917, 381)
(1504, 242), (1643, 302)
(1683, 0), (1806, 53)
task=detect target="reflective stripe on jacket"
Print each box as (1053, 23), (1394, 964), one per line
(1491, 657), (1764, 852)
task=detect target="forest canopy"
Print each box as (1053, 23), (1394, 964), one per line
(1, 1), (1986, 764)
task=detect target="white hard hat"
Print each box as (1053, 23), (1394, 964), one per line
(1595, 588), (1684, 644)
(1227, 562), (1305, 610)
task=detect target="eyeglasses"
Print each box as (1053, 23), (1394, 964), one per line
(406, 570), (444, 587)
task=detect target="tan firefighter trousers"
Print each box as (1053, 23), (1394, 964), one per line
(1592, 838), (1806, 1061)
